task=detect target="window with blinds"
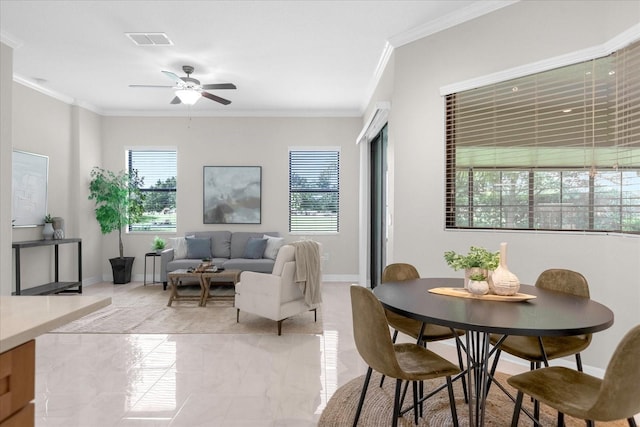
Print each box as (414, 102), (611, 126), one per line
(446, 38), (640, 233)
(289, 149), (340, 233)
(127, 150), (177, 232)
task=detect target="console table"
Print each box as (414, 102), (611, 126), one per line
(12, 238), (82, 295)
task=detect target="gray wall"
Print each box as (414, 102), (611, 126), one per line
(364, 0), (640, 371)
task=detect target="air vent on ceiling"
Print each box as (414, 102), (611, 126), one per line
(125, 33), (173, 46)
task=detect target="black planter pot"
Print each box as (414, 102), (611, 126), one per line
(109, 257), (135, 284)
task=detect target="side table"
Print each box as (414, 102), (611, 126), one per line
(144, 252), (161, 286)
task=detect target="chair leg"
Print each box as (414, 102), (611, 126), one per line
(557, 412), (564, 427)
(586, 421), (595, 427)
(454, 338), (469, 403)
(628, 417), (638, 427)
(392, 379), (402, 427)
(236, 308), (240, 323)
(353, 367), (372, 427)
(511, 391), (524, 427)
(446, 376), (459, 427)
(576, 352), (584, 372)
(277, 319), (283, 336)
(412, 381), (419, 425)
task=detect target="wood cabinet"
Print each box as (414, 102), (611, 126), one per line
(12, 238), (82, 295)
(0, 340), (35, 427)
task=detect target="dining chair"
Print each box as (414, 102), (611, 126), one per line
(350, 285), (460, 427)
(488, 269), (592, 420)
(507, 324), (640, 427)
(380, 263), (467, 401)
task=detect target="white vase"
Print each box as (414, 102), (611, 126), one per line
(491, 242), (520, 296)
(468, 280), (489, 295)
(42, 223), (54, 240)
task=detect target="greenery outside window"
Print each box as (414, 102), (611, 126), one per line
(446, 39), (640, 234)
(127, 149), (177, 232)
(289, 149), (340, 233)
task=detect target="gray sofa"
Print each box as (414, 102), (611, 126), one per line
(160, 231), (281, 289)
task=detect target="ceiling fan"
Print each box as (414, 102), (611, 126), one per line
(130, 65), (236, 105)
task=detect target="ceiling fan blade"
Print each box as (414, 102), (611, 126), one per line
(162, 71), (184, 86)
(129, 84), (173, 88)
(201, 91), (231, 105)
(201, 83), (237, 90)
(170, 96), (182, 105)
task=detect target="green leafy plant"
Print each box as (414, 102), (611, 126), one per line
(444, 246), (499, 271)
(152, 236), (166, 251)
(469, 272), (487, 281)
(88, 167), (145, 258)
(44, 214), (53, 223)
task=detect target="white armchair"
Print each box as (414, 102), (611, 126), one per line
(235, 243), (321, 335)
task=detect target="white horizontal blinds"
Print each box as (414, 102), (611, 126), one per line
(127, 150), (177, 232)
(446, 39), (640, 233)
(289, 149), (340, 233)
(128, 150), (177, 189)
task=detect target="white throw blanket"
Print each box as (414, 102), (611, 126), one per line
(292, 241), (322, 306)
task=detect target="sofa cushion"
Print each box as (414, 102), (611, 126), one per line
(168, 237), (188, 259)
(243, 237), (268, 259)
(230, 232), (278, 258)
(186, 237), (211, 259)
(263, 235), (284, 260)
(222, 258), (275, 273)
(189, 231), (232, 258)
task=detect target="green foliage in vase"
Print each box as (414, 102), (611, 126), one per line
(88, 167), (145, 258)
(444, 246), (500, 271)
(152, 236), (166, 251)
(469, 272), (487, 281)
(44, 214), (53, 223)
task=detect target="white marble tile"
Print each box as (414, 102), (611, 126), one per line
(34, 282), (514, 426)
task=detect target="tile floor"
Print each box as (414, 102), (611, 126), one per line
(34, 281), (523, 426)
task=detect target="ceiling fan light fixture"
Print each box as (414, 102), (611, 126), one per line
(176, 89), (201, 105)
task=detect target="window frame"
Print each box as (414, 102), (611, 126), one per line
(126, 149), (177, 233)
(445, 38), (640, 235)
(288, 147), (340, 234)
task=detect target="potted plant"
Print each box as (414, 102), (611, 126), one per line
(468, 272), (489, 295)
(88, 167), (145, 284)
(444, 246), (499, 289)
(152, 236), (166, 254)
(43, 214), (54, 240)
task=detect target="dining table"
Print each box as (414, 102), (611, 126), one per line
(373, 277), (614, 427)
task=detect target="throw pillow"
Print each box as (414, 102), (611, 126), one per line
(168, 237), (188, 259)
(263, 235), (284, 260)
(186, 237), (211, 259)
(243, 237), (268, 259)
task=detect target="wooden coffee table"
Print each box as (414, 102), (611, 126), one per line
(200, 269), (242, 307)
(166, 269), (207, 307)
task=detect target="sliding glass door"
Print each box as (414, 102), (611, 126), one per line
(370, 125), (387, 288)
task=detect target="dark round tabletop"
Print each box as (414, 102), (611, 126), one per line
(373, 278), (614, 336)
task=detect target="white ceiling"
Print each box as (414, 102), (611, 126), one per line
(0, 1), (515, 116)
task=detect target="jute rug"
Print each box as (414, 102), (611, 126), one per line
(51, 284), (323, 335)
(318, 371), (628, 426)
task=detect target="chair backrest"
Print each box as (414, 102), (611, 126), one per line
(382, 263), (419, 283)
(271, 245), (295, 276)
(534, 269), (590, 298)
(350, 285), (404, 378)
(590, 324), (640, 420)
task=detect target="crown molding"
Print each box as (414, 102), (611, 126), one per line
(0, 30), (23, 49)
(440, 22), (640, 96)
(389, 0), (519, 48)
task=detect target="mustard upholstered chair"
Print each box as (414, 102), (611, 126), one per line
(507, 324), (640, 427)
(490, 269), (592, 372)
(488, 269), (593, 421)
(350, 285), (460, 427)
(380, 263), (467, 399)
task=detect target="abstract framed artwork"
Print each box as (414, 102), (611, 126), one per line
(203, 166), (262, 224)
